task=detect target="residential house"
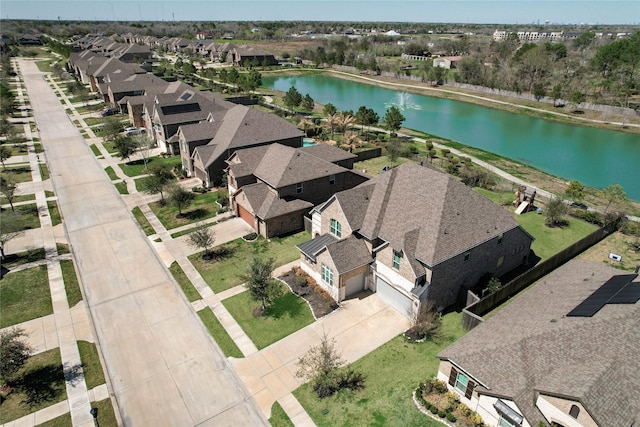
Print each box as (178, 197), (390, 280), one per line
(437, 259), (640, 427)
(227, 47), (278, 66)
(227, 144), (368, 238)
(189, 105), (304, 187)
(121, 80), (192, 128)
(433, 56), (463, 69)
(101, 73), (167, 107)
(297, 163), (533, 317)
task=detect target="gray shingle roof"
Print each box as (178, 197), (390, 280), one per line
(438, 259), (640, 427)
(302, 143), (357, 163)
(178, 121), (222, 143)
(241, 182), (313, 220)
(326, 236), (373, 274)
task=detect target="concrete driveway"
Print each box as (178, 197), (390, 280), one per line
(19, 58), (267, 426)
(230, 292), (411, 417)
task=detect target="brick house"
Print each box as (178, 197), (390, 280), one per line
(227, 143), (368, 238)
(297, 162), (533, 317)
(437, 259), (640, 427)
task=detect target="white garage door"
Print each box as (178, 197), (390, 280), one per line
(376, 276), (414, 318)
(344, 273), (365, 298)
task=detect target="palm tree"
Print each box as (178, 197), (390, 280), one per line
(325, 113), (339, 140)
(340, 131), (362, 152)
(335, 112), (356, 134)
(298, 118), (316, 137)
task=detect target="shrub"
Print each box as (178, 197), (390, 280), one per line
(432, 379), (449, 394)
(217, 194), (229, 206)
(438, 410), (446, 418)
(295, 275), (308, 287)
(446, 412), (457, 422)
(470, 413), (484, 426)
(430, 405), (438, 414)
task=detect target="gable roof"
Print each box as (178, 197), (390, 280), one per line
(325, 236), (373, 274)
(438, 259), (640, 426)
(178, 120), (222, 143)
(302, 143), (357, 164)
(239, 182), (313, 220)
(357, 163), (522, 267)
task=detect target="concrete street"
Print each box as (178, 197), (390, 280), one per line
(18, 58), (267, 426)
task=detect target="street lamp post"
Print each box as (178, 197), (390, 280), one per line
(89, 407), (100, 427)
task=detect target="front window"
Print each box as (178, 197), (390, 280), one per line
(393, 251), (401, 270)
(321, 264), (334, 286)
(454, 372), (469, 393)
(330, 219), (342, 238)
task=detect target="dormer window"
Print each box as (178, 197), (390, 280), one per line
(330, 219), (342, 238)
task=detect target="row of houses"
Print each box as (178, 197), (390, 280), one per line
(493, 29), (634, 42)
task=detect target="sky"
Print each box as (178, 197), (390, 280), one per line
(0, 0), (638, 25)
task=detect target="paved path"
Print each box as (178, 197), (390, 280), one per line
(19, 58), (267, 426)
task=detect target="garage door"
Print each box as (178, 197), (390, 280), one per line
(376, 276), (414, 318)
(237, 204), (254, 226)
(344, 273), (365, 298)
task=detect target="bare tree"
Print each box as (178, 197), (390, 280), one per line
(0, 175), (18, 211)
(187, 225), (216, 260)
(0, 328), (33, 387)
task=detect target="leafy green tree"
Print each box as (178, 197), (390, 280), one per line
(532, 83), (546, 101)
(301, 93), (315, 112)
(565, 180), (585, 201)
(0, 175), (18, 211)
(383, 106), (405, 136)
(550, 84), (563, 107)
(0, 145), (12, 170)
(228, 67), (240, 84)
(144, 164), (174, 204)
(283, 86), (303, 111)
(101, 116), (124, 143)
(238, 69), (262, 94)
(243, 257), (281, 313)
(0, 328), (33, 386)
(545, 197), (568, 227)
(168, 183), (195, 217)
(574, 32), (596, 53)
(603, 184), (626, 213)
(113, 135), (138, 162)
(323, 102), (337, 117)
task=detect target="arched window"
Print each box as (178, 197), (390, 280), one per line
(569, 404), (580, 419)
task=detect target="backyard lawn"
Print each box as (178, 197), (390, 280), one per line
(119, 156), (181, 178)
(149, 190), (221, 230)
(189, 231), (310, 293)
(0, 348), (67, 424)
(516, 211), (598, 260)
(354, 155), (408, 176)
(197, 308), (243, 358)
(222, 283), (315, 349)
(0, 265), (52, 328)
(294, 310), (466, 427)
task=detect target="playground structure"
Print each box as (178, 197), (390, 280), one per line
(513, 185), (537, 215)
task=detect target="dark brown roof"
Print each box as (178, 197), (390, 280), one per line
(438, 259), (640, 426)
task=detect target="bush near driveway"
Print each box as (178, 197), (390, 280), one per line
(189, 231), (310, 293)
(294, 311), (466, 427)
(222, 282), (314, 349)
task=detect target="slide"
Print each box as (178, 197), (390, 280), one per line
(515, 201), (530, 215)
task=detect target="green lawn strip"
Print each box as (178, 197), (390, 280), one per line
(149, 190), (220, 230)
(91, 398), (119, 427)
(39, 163), (50, 180)
(4, 143), (29, 156)
(56, 243), (70, 254)
(0, 265), (52, 328)
(1, 193), (35, 203)
(131, 206), (155, 236)
(83, 117), (104, 127)
(190, 232), (310, 293)
(45, 190), (55, 198)
(222, 283), (314, 350)
(269, 401), (294, 427)
(35, 59), (55, 73)
(114, 181), (129, 195)
(89, 144), (101, 156)
(15, 203), (41, 229)
(104, 166), (118, 180)
(77, 341), (106, 389)
(1, 248), (45, 267)
(170, 221), (216, 239)
(47, 200), (62, 226)
(119, 156), (181, 178)
(354, 155), (409, 176)
(76, 104), (103, 114)
(516, 212), (598, 260)
(61, 259), (83, 307)
(1, 166), (33, 183)
(0, 348), (67, 424)
(294, 311), (466, 426)
(37, 412), (71, 427)
(169, 261), (200, 302)
(197, 308), (243, 358)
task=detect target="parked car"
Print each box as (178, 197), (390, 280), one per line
(100, 107), (119, 117)
(570, 202), (588, 210)
(124, 127), (146, 136)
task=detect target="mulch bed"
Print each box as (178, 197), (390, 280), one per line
(278, 269), (338, 318)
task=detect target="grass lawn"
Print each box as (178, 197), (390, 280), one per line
(294, 311), (467, 427)
(150, 190), (221, 230)
(77, 341), (106, 389)
(45, 190), (55, 198)
(516, 212), (598, 261)
(171, 221), (217, 239)
(14, 203), (41, 229)
(114, 181), (129, 195)
(1, 248), (45, 267)
(39, 163), (50, 180)
(89, 144), (102, 156)
(83, 117), (104, 127)
(119, 156), (181, 178)
(197, 308), (243, 358)
(76, 104), (103, 114)
(1, 166), (33, 183)
(61, 259), (83, 307)
(47, 200), (61, 226)
(190, 231), (310, 293)
(578, 231), (640, 272)
(2, 193), (36, 204)
(131, 206), (155, 236)
(222, 283), (315, 349)
(473, 187), (513, 207)
(35, 59), (55, 73)
(0, 265), (52, 328)
(104, 166), (118, 180)
(57, 243), (70, 254)
(91, 398), (119, 427)
(169, 261), (200, 302)
(37, 412), (71, 427)
(354, 155), (409, 176)
(269, 401), (294, 427)
(0, 348), (66, 424)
